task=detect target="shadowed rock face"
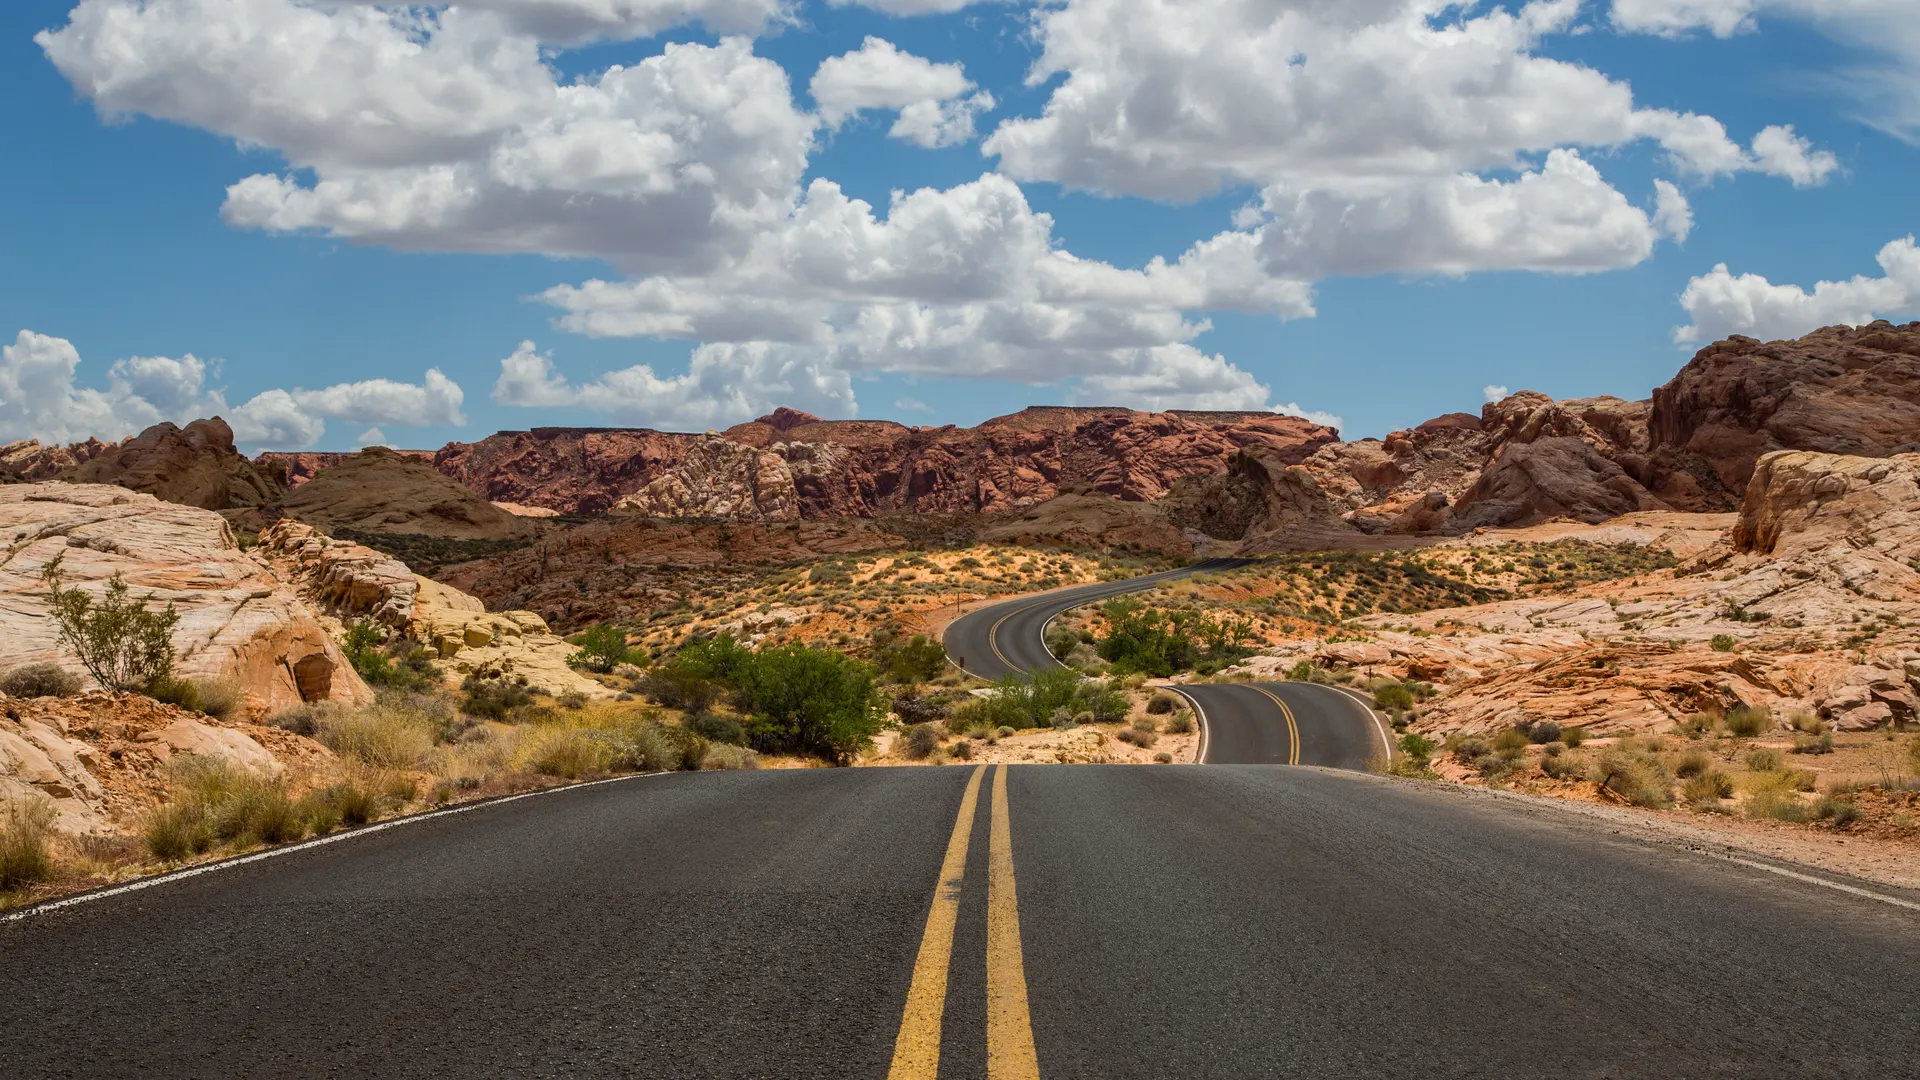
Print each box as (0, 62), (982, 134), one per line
(276, 446), (540, 541)
(1649, 320), (1920, 507)
(59, 418), (285, 511)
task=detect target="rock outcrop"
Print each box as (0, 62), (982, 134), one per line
(276, 446), (540, 540)
(1, 437), (112, 482)
(59, 418), (285, 510)
(1, 691), (329, 835)
(256, 520), (609, 698)
(0, 484), (370, 714)
(1648, 321), (1920, 507)
(425, 407), (1340, 517)
(613, 435), (802, 521)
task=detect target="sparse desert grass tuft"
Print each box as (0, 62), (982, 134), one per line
(1164, 710), (1195, 734)
(1814, 795), (1862, 827)
(1724, 705), (1771, 738)
(900, 723), (942, 760)
(1146, 692), (1178, 715)
(315, 702), (436, 768)
(1591, 749), (1673, 809)
(1673, 749), (1712, 779)
(1744, 748), (1783, 773)
(517, 725), (607, 780)
(1791, 732), (1835, 755)
(0, 795), (58, 891)
(0, 662), (83, 699)
(1114, 726), (1158, 749)
(700, 742), (760, 770)
(1681, 771), (1734, 810)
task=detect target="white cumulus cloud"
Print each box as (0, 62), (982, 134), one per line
(491, 339), (855, 429)
(1483, 384), (1511, 404)
(1271, 401), (1344, 432)
(811, 38), (993, 148)
(1673, 235), (1920, 343)
(0, 329), (469, 450)
(1652, 179), (1693, 242)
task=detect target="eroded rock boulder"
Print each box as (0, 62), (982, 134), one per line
(59, 418), (284, 510)
(0, 484), (370, 714)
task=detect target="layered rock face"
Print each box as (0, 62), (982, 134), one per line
(1648, 321), (1920, 506)
(256, 520), (608, 698)
(1, 437), (112, 482)
(60, 418), (285, 510)
(427, 407), (1339, 518)
(276, 446), (540, 540)
(0, 484), (370, 714)
(613, 435), (802, 521)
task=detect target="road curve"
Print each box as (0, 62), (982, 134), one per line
(5, 766), (1916, 1078)
(943, 562), (1387, 768)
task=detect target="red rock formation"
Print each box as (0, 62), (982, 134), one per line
(426, 408), (1339, 518)
(1649, 320), (1920, 508)
(1, 437), (113, 481)
(61, 418), (284, 510)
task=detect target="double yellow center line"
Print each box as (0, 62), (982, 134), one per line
(1247, 685), (1302, 765)
(888, 765), (1042, 1080)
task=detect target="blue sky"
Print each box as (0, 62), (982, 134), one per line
(2, 0), (1915, 452)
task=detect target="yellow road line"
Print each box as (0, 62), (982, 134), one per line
(886, 765), (988, 1080)
(1249, 685), (1301, 765)
(987, 765), (1042, 1080)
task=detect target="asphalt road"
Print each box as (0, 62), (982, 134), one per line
(5, 766), (1917, 1078)
(942, 562), (1388, 768)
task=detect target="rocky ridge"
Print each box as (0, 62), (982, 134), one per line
(256, 520), (608, 698)
(275, 446), (541, 541)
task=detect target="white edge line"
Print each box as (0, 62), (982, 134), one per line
(1718, 856), (1920, 913)
(1170, 687), (1211, 764)
(1320, 682), (1395, 761)
(3, 771), (669, 924)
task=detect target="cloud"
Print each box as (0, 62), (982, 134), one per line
(826, 0), (1008, 14)
(1651, 179), (1693, 242)
(811, 38), (992, 148)
(893, 397), (930, 413)
(537, 174), (1307, 410)
(1068, 345), (1274, 412)
(1271, 401), (1344, 432)
(1250, 150), (1662, 278)
(1611, 0), (1920, 141)
(1673, 235), (1920, 343)
(0, 329), (470, 450)
(42, 6), (819, 274)
(357, 427), (389, 447)
(490, 339), (856, 429)
(985, 0), (1833, 202)
(1483, 384), (1511, 403)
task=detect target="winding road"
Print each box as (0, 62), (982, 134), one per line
(943, 561), (1392, 767)
(6, 565), (1919, 1077)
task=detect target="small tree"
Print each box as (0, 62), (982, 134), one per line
(40, 555), (178, 692)
(568, 623), (640, 674)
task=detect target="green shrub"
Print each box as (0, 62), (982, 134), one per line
(342, 621), (440, 692)
(1561, 726), (1587, 748)
(1372, 683), (1415, 711)
(684, 712), (748, 746)
(1492, 728), (1531, 759)
(0, 795), (57, 890)
(0, 662), (83, 698)
(1541, 752), (1583, 779)
(700, 743), (760, 771)
(875, 633), (950, 684)
(459, 675), (535, 721)
(733, 643), (887, 764)
(1115, 726), (1157, 748)
(1397, 732), (1436, 761)
(1710, 634), (1737, 652)
(1724, 706), (1770, 738)
(1093, 597), (1253, 676)
(952, 693), (1027, 732)
(638, 666), (722, 713)
(567, 623), (643, 674)
(1814, 795), (1861, 826)
(323, 781), (382, 827)
(900, 723), (941, 760)
(1164, 710), (1195, 734)
(1146, 692), (1178, 715)
(1745, 748), (1783, 772)
(1153, 751), (1173, 763)
(41, 555), (179, 692)
(143, 799), (214, 861)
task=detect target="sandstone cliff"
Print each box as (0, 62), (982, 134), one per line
(0, 484), (370, 714)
